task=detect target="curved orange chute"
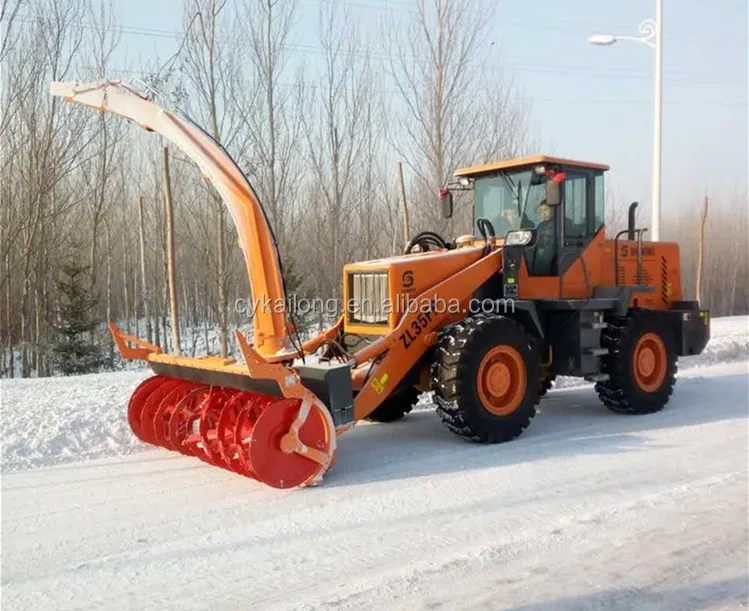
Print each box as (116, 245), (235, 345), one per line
(50, 80), (292, 358)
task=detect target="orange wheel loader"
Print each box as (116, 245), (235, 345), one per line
(50, 80), (710, 489)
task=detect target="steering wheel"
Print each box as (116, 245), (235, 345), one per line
(405, 231), (451, 254)
(476, 218), (496, 241)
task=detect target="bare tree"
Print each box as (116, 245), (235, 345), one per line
(6, 0), (91, 376)
(239, 0), (303, 254)
(181, 0), (245, 356)
(387, 0), (528, 235)
(299, 4), (376, 304)
(0, 0), (24, 62)
(162, 146), (180, 354)
(82, 0), (123, 292)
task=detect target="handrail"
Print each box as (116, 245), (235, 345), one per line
(637, 228), (649, 285)
(614, 228), (648, 287)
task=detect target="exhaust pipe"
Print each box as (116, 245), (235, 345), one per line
(628, 202), (639, 240)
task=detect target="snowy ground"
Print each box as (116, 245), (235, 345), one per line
(1, 317), (748, 610)
(3, 316), (747, 473)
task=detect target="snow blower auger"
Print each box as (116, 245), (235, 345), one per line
(51, 80), (710, 490)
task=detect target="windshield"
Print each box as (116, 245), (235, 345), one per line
(474, 169), (548, 237)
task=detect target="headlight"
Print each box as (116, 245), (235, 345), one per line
(505, 230), (534, 246)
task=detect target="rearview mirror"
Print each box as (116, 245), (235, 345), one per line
(439, 188), (453, 219)
(530, 166), (546, 185)
(545, 180), (561, 206)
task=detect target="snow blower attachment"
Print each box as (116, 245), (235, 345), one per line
(51, 80), (710, 490)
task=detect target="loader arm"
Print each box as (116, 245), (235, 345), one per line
(50, 80), (292, 358)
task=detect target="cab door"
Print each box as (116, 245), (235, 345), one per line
(555, 169), (606, 294)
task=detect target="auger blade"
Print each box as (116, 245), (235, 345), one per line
(168, 386), (212, 458)
(215, 392), (255, 475)
(125, 376), (336, 489)
(127, 375), (169, 442)
(152, 383), (205, 450)
(197, 388), (235, 469)
(136, 378), (184, 445)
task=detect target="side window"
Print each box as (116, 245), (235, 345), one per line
(594, 173), (605, 231)
(564, 175), (587, 238)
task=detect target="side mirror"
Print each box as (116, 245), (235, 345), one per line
(545, 180), (561, 206)
(439, 188), (453, 219)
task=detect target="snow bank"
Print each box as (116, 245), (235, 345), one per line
(1, 370), (150, 472)
(1, 316), (746, 473)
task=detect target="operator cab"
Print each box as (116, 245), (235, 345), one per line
(445, 155), (609, 277)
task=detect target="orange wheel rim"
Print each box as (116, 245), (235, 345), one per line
(477, 345), (526, 416)
(633, 332), (667, 392)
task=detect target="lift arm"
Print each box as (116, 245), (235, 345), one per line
(50, 80), (292, 358)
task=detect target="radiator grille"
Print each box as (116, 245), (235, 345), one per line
(348, 271), (389, 325)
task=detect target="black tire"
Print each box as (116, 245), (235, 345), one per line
(595, 313), (677, 414)
(365, 387), (419, 423)
(539, 373), (557, 397)
(431, 315), (541, 443)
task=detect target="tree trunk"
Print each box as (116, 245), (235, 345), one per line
(32, 275), (40, 374)
(20, 274), (29, 377)
(696, 195), (708, 303)
(121, 210), (131, 334)
(398, 161), (410, 249)
(137, 196), (152, 343)
(162, 146), (181, 355)
(5, 248), (12, 378)
(216, 199), (228, 356)
(106, 223), (114, 367)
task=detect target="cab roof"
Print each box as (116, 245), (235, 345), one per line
(454, 155), (610, 178)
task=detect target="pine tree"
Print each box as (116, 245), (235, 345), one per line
(281, 256), (314, 336)
(51, 263), (106, 376)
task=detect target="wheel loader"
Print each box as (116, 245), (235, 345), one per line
(50, 80), (710, 489)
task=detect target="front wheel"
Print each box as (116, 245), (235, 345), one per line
(431, 315), (541, 443)
(365, 387), (419, 423)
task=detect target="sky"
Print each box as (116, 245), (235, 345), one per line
(98, 0), (747, 224)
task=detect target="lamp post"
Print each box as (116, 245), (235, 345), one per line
(587, 0), (663, 241)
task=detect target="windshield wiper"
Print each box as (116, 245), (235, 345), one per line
(499, 171), (517, 196)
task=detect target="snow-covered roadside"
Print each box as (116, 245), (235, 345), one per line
(554, 314), (748, 390)
(1, 370), (151, 472)
(1, 316), (746, 473)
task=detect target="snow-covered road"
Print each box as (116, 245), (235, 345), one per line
(2, 361), (747, 610)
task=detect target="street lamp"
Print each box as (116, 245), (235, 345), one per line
(587, 0), (663, 242)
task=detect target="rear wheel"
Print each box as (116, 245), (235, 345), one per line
(595, 314), (677, 414)
(365, 387), (419, 423)
(431, 316), (540, 443)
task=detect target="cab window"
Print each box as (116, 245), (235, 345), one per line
(593, 173), (605, 231)
(564, 175), (587, 238)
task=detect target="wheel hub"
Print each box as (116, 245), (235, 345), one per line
(637, 347), (656, 377)
(633, 332), (668, 393)
(486, 362), (512, 398)
(477, 346), (527, 416)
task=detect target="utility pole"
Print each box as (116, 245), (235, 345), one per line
(651, 0), (663, 241)
(162, 146), (180, 355)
